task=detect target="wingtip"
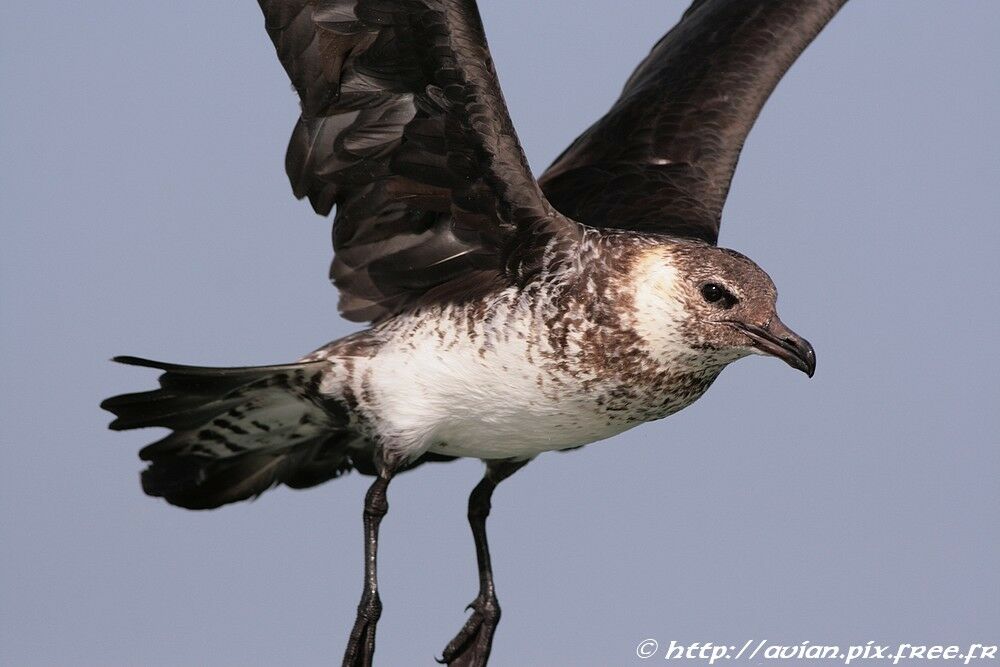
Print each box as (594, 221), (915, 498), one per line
(99, 395), (130, 429)
(110, 355), (163, 368)
(99, 399), (125, 430)
(106, 418), (128, 431)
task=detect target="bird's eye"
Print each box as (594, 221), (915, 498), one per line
(701, 283), (724, 302)
(700, 283), (735, 307)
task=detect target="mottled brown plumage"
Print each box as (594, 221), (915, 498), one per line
(103, 1), (844, 664)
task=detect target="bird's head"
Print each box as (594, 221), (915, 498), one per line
(630, 241), (815, 377)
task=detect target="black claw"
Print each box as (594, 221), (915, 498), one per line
(439, 596), (502, 667)
(343, 592), (381, 667)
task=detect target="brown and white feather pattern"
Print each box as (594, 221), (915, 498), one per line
(104, 0), (836, 510)
(303, 230), (737, 462)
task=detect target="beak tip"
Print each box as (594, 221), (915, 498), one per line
(726, 318), (816, 378)
(798, 341), (816, 378)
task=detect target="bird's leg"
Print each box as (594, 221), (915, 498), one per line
(439, 458), (530, 667)
(342, 455), (396, 667)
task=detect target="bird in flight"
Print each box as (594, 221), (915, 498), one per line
(103, 0), (844, 664)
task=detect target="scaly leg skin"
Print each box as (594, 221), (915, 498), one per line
(343, 468), (393, 667)
(439, 459), (530, 667)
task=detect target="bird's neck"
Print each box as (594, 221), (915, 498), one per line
(528, 238), (728, 423)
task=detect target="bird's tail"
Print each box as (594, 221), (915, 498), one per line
(101, 356), (360, 509)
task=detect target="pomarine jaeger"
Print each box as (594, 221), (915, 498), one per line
(102, 1), (842, 664)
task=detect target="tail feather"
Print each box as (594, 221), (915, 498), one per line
(102, 356), (316, 431)
(102, 356), (359, 509)
(138, 436), (354, 510)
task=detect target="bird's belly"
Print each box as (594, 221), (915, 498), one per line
(366, 331), (643, 460)
(427, 401), (636, 459)
(363, 299), (714, 462)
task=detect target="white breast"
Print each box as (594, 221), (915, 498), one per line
(364, 296), (637, 461)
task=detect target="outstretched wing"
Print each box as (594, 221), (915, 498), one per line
(258, 0), (576, 322)
(539, 0), (848, 245)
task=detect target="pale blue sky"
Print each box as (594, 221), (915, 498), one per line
(2, 2), (998, 665)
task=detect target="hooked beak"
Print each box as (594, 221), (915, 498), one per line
(725, 316), (816, 377)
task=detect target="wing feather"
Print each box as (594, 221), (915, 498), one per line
(539, 0), (848, 244)
(258, 0), (577, 323)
